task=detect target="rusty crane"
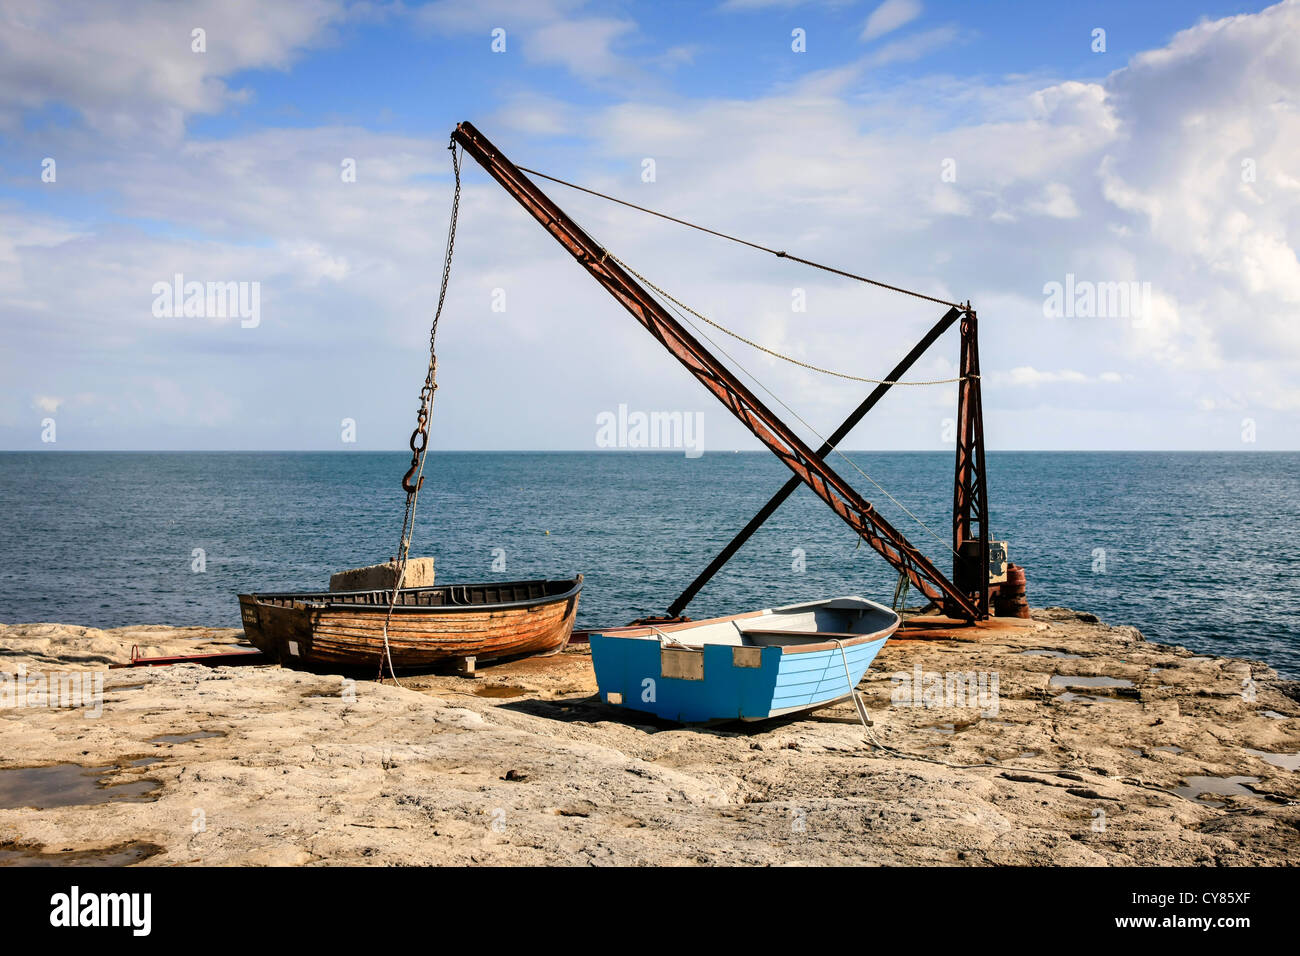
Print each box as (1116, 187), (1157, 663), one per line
(433, 121), (1014, 625)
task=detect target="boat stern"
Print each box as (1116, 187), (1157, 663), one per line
(590, 635), (786, 722)
(237, 594), (318, 665)
(590, 626), (892, 724)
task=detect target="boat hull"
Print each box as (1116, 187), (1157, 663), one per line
(589, 596), (897, 723)
(237, 577), (581, 672)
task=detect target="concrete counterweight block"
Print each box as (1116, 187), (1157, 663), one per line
(328, 558), (436, 592)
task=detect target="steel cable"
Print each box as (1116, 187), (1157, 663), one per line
(519, 164), (964, 310)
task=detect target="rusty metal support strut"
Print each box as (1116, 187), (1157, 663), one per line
(666, 306), (963, 618)
(952, 306), (990, 618)
(451, 121), (979, 619)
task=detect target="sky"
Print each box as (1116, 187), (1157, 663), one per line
(1, 0), (1297, 451)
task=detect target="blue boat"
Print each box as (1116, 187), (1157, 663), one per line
(589, 597), (899, 723)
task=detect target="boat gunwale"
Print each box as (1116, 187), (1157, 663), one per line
(741, 622), (898, 654)
(589, 597), (900, 655)
(238, 575), (583, 615)
(590, 609), (766, 638)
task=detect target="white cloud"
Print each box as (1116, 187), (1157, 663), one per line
(990, 367), (1120, 387)
(0, 0), (349, 141)
(414, 0), (584, 33)
(861, 0), (922, 42)
(721, 0), (858, 9)
(1091, 0), (1300, 374)
(527, 17), (637, 80)
(1025, 183), (1080, 219)
(4, 1), (1300, 449)
(652, 45), (699, 70)
(415, 1), (642, 85)
(864, 24), (957, 66)
(491, 93), (579, 137)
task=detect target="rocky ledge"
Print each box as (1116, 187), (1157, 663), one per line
(0, 609), (1297, 866)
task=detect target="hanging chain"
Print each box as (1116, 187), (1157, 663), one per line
(401, 143), (463, 499)
(379, 140), (462, 683)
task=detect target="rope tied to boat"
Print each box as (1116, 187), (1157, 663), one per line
(831, 638), (874, 729)
(646, 623), (687, 647)
(891, 569), (911, 613)
(379, 140), (463, 684)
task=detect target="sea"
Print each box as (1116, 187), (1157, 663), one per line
(0, 451), (1296, 678)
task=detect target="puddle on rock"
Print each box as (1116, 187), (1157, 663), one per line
(0, 841), (162, 867)
(1152, 745), (1184, 754)
(1261, 711), (1290, 720)
(1055, 691), (1137, 705)
(1049, 675), (1135, 689)
(921, 720), (978, 735)
(1173, 775), (1260, 807)
(474, 685), (529, 699)
(1019, 649), (1082, 660)
(1245, 749), (1300, 772)
(0, 765), (161, 810)
(147, 731), (225, 745)
(1124, 747), (1145, 757)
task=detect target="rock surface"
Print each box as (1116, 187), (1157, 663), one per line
(0, 608), (1297, 866)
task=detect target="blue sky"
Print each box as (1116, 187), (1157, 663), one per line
(190, 1), (1256, 131)
(2, 0), (1297, 451)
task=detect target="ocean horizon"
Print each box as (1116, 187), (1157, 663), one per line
(2, 449), (1296, 678)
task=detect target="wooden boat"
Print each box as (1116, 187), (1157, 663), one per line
(238, 576), (582, 672)
(589, 596), (899, 723)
